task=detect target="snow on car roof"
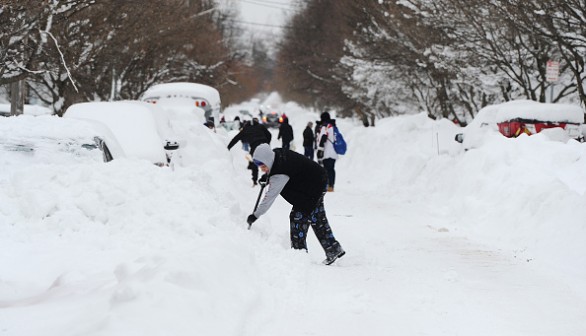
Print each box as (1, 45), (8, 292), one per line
(0, 103), (53, 116)
(64, 102), (167, 164)
(0, 114), (101, 140)
(493, 100), (584, 124)
(142, 82), (220, 106)
(468, 104), (500, 129)
(0, 115), (118, 166)
(120, 100), (176, 142)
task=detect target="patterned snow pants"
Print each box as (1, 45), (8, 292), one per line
(289, 195), (341, 254)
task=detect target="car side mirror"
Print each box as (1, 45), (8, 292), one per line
(454, 133), (464, 143)
(164, 141), (180, 151)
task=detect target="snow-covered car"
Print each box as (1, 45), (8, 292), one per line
(219, 116), (242, 131)
(0, 105), (8, 117)
(454, 104), (500, 150)
(239, 109), (252, 116)
(64, 101), (177, 166)
(217, 104), (260, 131)
(0, 115), (122, 167)
(455, 100), (585, 149)
(141, 82), (221, 126)
(494, 100), (583, 140)
(237, 102), (261, 119)
(0, 103), (53, 117)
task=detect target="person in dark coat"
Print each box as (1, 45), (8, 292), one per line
(316, 112), (338, 192)
(277, 117), (294, 150)
(303, 121), (315, 160)
(227, 118), (272, 186)
(232, 116), (241, 131)
(247, 144), (345, 265)
(239, 119), (250, 152)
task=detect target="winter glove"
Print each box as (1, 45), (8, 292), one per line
(258, 174), (268, 186)
(247, 214), (257, 225)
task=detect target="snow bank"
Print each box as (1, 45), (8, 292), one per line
(338, 112), (586, 282)
(0, 111), (298, 335)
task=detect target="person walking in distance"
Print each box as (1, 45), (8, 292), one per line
(303, 121), (315, 160)
(232, 116), (241, 131)
(227, 118), (272, 186)
(313, 120), (321, 157)
(277, 116), (294, 150)
(316, 112), (338, 192)
(247, 144), (345, 265)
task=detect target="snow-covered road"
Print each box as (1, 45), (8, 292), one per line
(2, 97), (585, 335)
(267, 188), (586, 336)
(241, 183), (586, 336)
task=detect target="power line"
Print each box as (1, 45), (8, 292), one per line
(239, 0), (302, 8)
(228, 18), (292, 29)
(227, 18), (318, 35)
(239, 0), (299, 11)
(242, 0), (300, 5)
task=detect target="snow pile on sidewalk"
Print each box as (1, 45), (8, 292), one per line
(0, 114), (298, 335)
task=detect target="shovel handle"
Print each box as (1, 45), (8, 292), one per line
(249, 184), (266, 230)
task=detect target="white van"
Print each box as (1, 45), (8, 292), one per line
(141, 82), (222, 126)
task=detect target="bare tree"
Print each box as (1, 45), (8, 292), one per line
(0, 0), (94, 86)
(2, 0), (238, 114)
(330, 0), (583, 122)
(501, 0), (586, 106)
(274, 0), (355, 114)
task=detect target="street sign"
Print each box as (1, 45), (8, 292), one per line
(546, 60), (560, 82)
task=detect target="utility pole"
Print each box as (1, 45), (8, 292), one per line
(10, 79), (25, 116)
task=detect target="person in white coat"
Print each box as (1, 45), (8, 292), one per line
(316, 111), (338, 192)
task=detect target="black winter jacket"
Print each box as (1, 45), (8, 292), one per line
(269, 148), (327, 213)
(303, 126), (314, 147)
(278, 122), (294, 143)
(227, 123), (272, 154)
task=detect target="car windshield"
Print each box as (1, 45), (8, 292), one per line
(0, 135), (104, 168)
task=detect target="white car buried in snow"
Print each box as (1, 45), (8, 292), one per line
(64, 101), (180, 166)
(0, 103), (53, 117)
(0, 115), (123, 168)
(141, 82), (221, 127)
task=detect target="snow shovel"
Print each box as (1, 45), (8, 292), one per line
(249, 182), (266, 230)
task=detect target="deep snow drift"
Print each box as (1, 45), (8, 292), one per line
(1, 97), (585, 335)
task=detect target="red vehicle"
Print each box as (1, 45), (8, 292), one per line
(495, 101), (583, 140)
(455, 100), (585, 150)
(498, 119), (581, 138)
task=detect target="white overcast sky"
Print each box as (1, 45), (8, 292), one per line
(221, 0), (300, 37)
